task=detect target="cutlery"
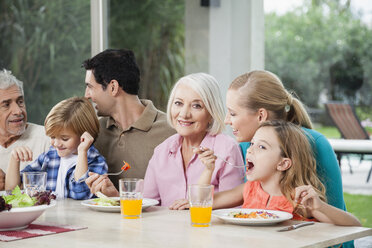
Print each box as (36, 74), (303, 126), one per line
(191, 146), (246, 168)
(277, 222), (314, 232)
(105, 161), (131, 176)
(106, 170), (125, 176)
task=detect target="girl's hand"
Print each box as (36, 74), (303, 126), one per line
(78, 132), (94, 153)
(294, 185), (325, 212)
(11, 146), (33, 162)
(193, 146), (216, 171)
(169, 199), (190, 210)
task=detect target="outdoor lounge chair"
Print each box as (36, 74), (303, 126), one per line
(325, 101), (372, 182)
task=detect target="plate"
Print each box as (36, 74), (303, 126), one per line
(81, 197), (159, 212)
(212, 208), (293, 226)
(0, 201), (56, 231)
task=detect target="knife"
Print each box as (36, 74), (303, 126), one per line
(277, 222), (314, 232)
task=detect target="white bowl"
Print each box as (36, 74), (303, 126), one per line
(0, 201), (56, 231)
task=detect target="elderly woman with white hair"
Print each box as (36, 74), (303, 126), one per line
(143, 73), (244, 210)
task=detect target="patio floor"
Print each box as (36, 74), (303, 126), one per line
(341, 156), (372, 195)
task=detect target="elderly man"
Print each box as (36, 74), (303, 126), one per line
(0, 69), (50, 190)
(83, 49), (175, 195)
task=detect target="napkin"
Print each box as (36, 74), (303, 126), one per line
(0, 222), (87, 242)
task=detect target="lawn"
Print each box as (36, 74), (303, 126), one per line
(344, 193), (372, 227)
(314, 125), (341, 138)
(315, 126), (372, 227)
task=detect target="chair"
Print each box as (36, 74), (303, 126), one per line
(325, 101), (372, 182)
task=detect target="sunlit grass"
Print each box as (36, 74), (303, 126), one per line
(344, 193), (372, 227)
(314, 126), (341, 138)
(315, 126), (371, 227)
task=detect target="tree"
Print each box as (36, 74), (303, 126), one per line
(109, 0), (185, 110)
(0, 0), (90, 124)
(265, 0), (372, 108)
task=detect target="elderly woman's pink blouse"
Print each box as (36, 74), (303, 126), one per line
(143, 133), (245, 207)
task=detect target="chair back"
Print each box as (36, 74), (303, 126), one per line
(325, 102), (369, 140)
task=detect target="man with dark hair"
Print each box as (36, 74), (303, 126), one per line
(83, 49), (175, 195)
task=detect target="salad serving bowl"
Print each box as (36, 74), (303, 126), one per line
(0, 201), (56, 231)
(0, 190), (56, 231)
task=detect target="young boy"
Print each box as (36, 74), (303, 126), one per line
(5, 97), (107, 200)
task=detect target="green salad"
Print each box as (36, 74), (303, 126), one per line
(0, 186), (56, 212)
(92, 192), (119, 206)
(2, 186), (36, 208)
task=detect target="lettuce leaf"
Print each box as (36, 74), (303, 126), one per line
(3, 186), (36, 207)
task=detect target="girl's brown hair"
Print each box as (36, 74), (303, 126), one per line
(229, 70), (313, 129)
(45, 97), (99, 140)
(259, 120), (326, 218)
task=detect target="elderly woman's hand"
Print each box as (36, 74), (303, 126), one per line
(169, 199), (190, 210)
(85, 172), (119, 197)
(193, 146), (216, 171)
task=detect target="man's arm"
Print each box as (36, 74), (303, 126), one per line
(0, 169), (5, 190)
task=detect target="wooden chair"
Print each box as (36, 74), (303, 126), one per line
(325, 101), (372, 182)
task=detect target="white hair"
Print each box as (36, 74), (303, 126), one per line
(166, 72), (225, 135)
(0, 69), (24, 95)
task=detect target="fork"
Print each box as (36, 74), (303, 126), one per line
(105, 161), (131, 176)
(106, 170), (125, 176)
(191, 146), (246, 168)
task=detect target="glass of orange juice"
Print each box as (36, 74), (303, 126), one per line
(188, 184), (214, 227)
(119, 178), (144, 219)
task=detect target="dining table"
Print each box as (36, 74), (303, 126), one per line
(4, 199), (372, 248)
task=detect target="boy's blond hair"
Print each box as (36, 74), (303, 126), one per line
(259, 120), (326, 218)
(45, 97), (99, 140)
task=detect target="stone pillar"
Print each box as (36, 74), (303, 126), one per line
(185, 0), (264, 99)
(90, 0), (108, 56)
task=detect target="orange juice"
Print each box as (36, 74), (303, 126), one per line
(190, 206), (212, 227)
(120, 199), (143, 219)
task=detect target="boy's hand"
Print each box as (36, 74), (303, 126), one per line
(78, 132), (94, 153)
(11, 146), (33, 162)
(294, 185), (324, 212)
(193, 146), (216, 171)
(85, 172), (119, 197)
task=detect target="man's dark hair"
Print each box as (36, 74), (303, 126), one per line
(82, 49), (140, 95)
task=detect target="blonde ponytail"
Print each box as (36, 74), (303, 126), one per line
(230, 70), (313, 129)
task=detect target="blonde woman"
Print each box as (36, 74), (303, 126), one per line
(143, 73), (244, 209)
(197, 121), (361, 226)
(224, 70), (346, 212)
(5, 97), (107, 199)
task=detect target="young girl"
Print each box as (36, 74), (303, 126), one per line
(5, 97), (108, 200)
(226, 70), (346, 213)
(196, 120), (361, 226)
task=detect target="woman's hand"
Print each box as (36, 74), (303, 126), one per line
(78, 132), (94, 153)
(294, 185), (325, 212)
(11, 146), (33, 162)
(193, 146), (216, 171)
(169, 199), (190, 210)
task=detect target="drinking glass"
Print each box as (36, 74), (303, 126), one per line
(119, 178), (144, 219)
(188, 184), (214, 227)
(23, 172), (47, 197)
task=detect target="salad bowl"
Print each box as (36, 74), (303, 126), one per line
(0, 200), (56, 231)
